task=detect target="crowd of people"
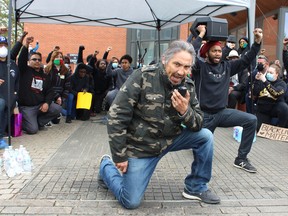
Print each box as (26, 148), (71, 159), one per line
(0, 28), (134, 148)
(1, 25), (288, 209)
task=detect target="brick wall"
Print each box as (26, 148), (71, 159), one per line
(24, 23), (127, 65)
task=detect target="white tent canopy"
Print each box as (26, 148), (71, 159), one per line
(14, 0), (251, 30)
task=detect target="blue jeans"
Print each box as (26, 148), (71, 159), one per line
(66, 93), (76, 118)
(203, 108), (257, 159)
(100, 128), (213, 209)
(0, 98), (7, 139)
(105, 88), (119, 107)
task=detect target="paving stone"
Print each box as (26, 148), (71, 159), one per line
(26, 206), (72, 214)
(1, 206), (27, 214)
(0, 116), (286, 215)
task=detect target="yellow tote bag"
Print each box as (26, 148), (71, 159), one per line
(76, 92), (92, 110)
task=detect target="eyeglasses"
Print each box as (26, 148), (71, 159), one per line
(30, 58), (42, 62)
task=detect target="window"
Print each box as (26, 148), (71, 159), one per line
(127, 27), (179, 68)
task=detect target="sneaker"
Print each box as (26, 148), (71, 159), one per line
(182, 189), (220, 204)
(51, 113), (62, 124)
(233, 158), (257, 173)
(97, 154), (112, 189)
(39, 126), (48, 131)
(66, 116), (72, 123)
(45, 122), (53, 127)
(0, 139), (9, 149)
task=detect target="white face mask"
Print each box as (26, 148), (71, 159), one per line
(0, 46), (8, 58)
(112, 62), (118, 68)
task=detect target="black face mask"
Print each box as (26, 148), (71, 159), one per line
(257, 63), (264, 72)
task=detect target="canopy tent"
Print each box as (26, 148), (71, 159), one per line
(14, 0), (251, 30)
(13, 0), (255, 61)
(5, 0), (255, 145)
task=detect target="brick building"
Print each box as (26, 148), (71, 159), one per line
(24, 23), (189, 70)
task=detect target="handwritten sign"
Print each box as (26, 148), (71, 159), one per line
(257, 123), (288, 142)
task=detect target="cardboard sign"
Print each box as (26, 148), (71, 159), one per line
(257, 123), (288, 142)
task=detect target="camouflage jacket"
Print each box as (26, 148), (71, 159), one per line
(107, 64), (203, 163)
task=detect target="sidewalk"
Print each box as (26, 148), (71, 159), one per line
(0, 114), (288, 215)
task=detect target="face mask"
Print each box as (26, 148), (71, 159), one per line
(240, 42), (248, 49)
(266, 73), (275, 82)
(226, 42), (233, 49)
(257, 63), (264, 72)
(53, 59), (63, 66)
(112, 62), (118, 68)
(0, 46), (8, 58)
(65, 63), (69, 68)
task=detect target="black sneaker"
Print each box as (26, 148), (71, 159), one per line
(39, 126), (48, 131)
(182, 189), (220, 204)
(233, 158), (257, 173)
(45, 122), (53, 127)
(66, 116), (72, 123)
(97, 154), (112, 189)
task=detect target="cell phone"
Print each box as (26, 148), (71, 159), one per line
(178, 86), (187, 97)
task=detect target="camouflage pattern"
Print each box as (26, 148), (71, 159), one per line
(107, 64), (203, 163)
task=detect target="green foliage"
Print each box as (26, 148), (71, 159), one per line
(0, 0), (24, 44)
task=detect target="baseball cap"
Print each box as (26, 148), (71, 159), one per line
(227, 35), (236, 43)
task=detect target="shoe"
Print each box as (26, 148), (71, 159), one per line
(90, 112), (96, 117)
(66, 116), (72, 123)
(51, 113), (62, 124)
(233, 157), (257, 173)
(97, 154), (112, 189)
(0, 139), (9, 149)
(39, 126), (48, 131)
(45, 122), (53, 127)
(182, 189), (220, 204)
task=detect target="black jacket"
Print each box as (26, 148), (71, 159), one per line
(0, 59), (19, 108)
(69, 63), (91, 96)
(18, 46), (54, 106)
(253, 78), (286, 112)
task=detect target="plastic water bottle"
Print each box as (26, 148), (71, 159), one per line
(233, 126), (256, 143)
(14, 149), (24, 174)
(233, 126), (243, 143)
(22, 150), (32, 172)
(3, 147), (16, 177)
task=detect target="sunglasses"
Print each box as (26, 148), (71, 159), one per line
(30, 58), (42, 62)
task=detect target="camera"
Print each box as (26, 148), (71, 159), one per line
(178, 86), (187, 97)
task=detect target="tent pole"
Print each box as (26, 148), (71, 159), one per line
(247, 8), (254, 114)
(156, 19), (161, 62)
(7, 0), (13, 146)
(247, 0), (256, 114)
(14, 0), (18, 41)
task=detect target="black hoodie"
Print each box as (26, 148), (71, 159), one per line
(69, 63), (91, 96)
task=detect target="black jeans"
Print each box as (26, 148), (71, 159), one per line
(203, 108), (257, 159)
(256, 101), (288, 131)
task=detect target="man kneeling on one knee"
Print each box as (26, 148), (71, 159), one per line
(98, 40), (220, 209)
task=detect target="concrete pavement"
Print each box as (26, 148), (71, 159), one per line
(0, 114), (288, 215)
